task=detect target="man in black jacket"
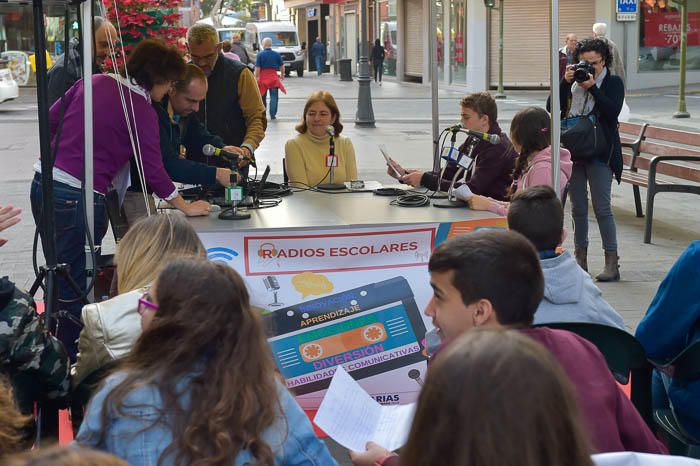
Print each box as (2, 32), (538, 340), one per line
(46, 17), (117, 106)
(187, 23), (266, 175)
(122, 64), (235, 225)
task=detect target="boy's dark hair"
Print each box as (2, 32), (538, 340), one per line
(428, 230), (544, 326)
(460, 92), (497, 128)
(123, 38), (186, 91)
(574, 37), (613, 68)
(508, 185), (564, 252)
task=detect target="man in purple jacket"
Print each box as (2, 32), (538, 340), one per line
(350, 230), (666, 466)
(386, 92), (515, 201)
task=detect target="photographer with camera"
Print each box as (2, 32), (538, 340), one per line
(555, 38), (624, 282)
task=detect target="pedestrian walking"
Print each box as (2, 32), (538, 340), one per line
(255, 37), (286, 120)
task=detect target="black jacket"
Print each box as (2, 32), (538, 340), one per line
(421, 122), (515, 201)
(194, 55), (248, 170)
(128, 96), (225, 192)
(558, 72), (625, 182)
(47, 38), (82, 106)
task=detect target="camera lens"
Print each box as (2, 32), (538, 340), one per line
(574, 68), (589, 83)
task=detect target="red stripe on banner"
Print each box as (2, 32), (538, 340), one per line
(306, 409), (328, 438)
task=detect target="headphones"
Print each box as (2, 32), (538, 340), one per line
(258, 242), (278, 258)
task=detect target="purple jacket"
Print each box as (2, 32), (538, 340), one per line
(420, 122), (515, 201)
(523, 327), (667, 455)
(49, 74), (176, 199)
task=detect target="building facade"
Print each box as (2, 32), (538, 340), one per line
(284, 0), (700, 91)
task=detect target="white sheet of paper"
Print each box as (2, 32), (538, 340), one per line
(314, 366), (416, 452)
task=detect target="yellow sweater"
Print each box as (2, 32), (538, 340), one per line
(284, 132), (358, 187)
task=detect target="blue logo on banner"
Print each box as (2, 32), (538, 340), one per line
(207, 247), (239, 264)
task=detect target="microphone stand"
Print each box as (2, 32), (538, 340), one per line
(318, 133), (345, 190)
(431, 130), (458, 199)
(432, 138), (478, 208)
(218, 157), (251, 220)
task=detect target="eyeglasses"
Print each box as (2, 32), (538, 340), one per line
(137, 292), (159, 316)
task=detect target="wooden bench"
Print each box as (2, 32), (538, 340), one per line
(618, 122), (700, 243)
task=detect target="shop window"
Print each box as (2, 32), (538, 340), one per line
(639, 0), (700, 71)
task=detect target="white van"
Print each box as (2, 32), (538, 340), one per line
(244, 22), (305, 77)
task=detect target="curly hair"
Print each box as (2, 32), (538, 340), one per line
(122, 39), (186, 91)
(0, 377), (32, 456)
(3, 446), (128, 466)
(98, 258), (281, 466)
(574, 37), (613, 69)
(295, 90), (344, 136)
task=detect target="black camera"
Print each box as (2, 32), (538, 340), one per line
(572, 61), (595, 83)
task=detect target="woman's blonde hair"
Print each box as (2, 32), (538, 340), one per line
(3, 445), (128, 466)
(295, 90), (344, 136)
(0, 377), (32, 456)
(115, 214), (205, 294)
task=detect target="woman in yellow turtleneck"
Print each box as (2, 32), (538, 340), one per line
(284, 91), (358, 187)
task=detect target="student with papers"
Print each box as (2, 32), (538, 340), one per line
(350, 230), (665, 466)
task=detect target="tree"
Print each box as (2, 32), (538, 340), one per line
(103, 0), (187, 64)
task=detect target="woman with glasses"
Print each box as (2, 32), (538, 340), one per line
(72, 215), (205, 390)
(76, 258), (337, 466)
(556, 38), (624, 282)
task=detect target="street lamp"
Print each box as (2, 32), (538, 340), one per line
(485, 0), (505, 99)
(673, 0), (690, 118)
(355, 0), (375, 127)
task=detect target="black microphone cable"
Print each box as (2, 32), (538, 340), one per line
(390, 191), (431, 207)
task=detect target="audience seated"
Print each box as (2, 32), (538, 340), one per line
(508, 185), (625, 329)
(354, 328), (596, 466)
(636, 241), (700, 441)
(73, 214), (205, 389)
(3, 445), (128, 466)
(75, 258), (337, 465)
(0, 376), (32, 456)
(464, 107), (572, 215)
(284, 91), (357, 187)
(351, 230), (665, 466)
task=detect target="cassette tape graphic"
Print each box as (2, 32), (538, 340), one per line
(265, 276), (427, 395)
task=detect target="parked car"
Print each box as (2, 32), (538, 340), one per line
(243, 22), (305, 77)
(0, 64), (20, 104)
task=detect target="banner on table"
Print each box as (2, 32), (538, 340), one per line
(199, 218), (506, 409)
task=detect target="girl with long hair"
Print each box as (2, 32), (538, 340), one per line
(75, 258), (336, 466)
(73, 214), (206, 389)
(354, 328), (594, 466)
(464, 106), (572, 216)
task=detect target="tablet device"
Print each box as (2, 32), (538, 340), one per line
(379, 145), (404, 178)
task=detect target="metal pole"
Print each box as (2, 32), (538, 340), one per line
(495, 0), (505, 99)
(430, 0), (440, 173)
(550, 0), (561, 198)
(673, 0), (690, 118)
(81, 2), (94, 299)
(355, 0), (376, 126)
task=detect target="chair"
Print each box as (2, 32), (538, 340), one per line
(651, 340), (700, 458)
(533, 322), (653, 428)
(283, 157), (289, 184)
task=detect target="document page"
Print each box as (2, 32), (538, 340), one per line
(314, 366), (416, 452)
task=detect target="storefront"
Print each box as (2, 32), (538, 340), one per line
(487, 0), (594, 87)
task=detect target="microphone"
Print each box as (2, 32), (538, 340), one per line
(326, 125), (335, 137)
(408, 369), (424, 387)
(445, 124), (501, 145)
(202, 144), (239, 163)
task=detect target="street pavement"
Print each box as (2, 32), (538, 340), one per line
(0, 73), (699, 462)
